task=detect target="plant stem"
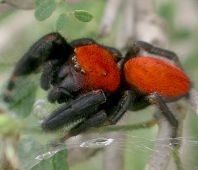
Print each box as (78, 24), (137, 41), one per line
(89, 119), (157, 134)
(172, 149), (183, 170)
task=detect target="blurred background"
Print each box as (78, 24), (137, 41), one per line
(0, 0), (198, 170)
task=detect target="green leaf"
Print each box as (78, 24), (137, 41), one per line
(35, 0), (44, 7)
(158, 2), (175, 25)
(34, 0), (56, 21)
(6, 77), (37, 118)
(74, 10), (93, 22)
(56, 13), (67, 31)
(175, 28), (191, 40)
(51, 150), (68, 170)
(18, 137), (44, 170)
(31, 150), (68, 170)
(18, 136), (68, 170)
(0, 115), (21, 137)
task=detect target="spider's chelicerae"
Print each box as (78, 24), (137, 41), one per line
(4, 32), (190, 141)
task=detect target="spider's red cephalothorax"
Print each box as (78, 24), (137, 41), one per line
(124, 56), (190, 99)
(74, 44), (120, 92)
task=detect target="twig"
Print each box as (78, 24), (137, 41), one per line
(66, 135), (101, 166)
(145, 103), (185, 170)
(172, 149), (183, 170)
(103, 132), (125, 170)
(116, 0), (136, 49)
(134, 0), (167, 46)
(102, 117), (127, 170)
(91, 119), (157, 133)
(3, 0), (34, 9)
(0, 3), (14, 13)
(0, 10), (34, 61)
(188, 89), (198, 116)
(98, 0), (123, 38)
(144, 114), (173, 170)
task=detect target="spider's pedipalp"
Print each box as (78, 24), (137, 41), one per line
(4, 33), (74, 102)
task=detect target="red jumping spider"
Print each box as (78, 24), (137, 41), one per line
(3, 32), (190, 141)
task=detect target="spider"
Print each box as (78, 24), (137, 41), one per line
(3, 32), (190, 141)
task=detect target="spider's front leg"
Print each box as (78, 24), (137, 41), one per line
(43, 89), (135, 142)
(42, 90), (106, 131)
(61, 90), (135, 141)
(4, 32), (74, 102)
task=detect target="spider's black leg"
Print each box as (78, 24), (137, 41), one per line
(108, 90), (134, 125)
(62, 110), (107, 141)
(3, 32), (73, 101)
(71, 38), (122, 62)
(42, 90), (106, 131)
(146, 92), (178, 137)
(70, 38), (96, 47)
(133, 41), (182, 67)
(101, 45), (123, 62)
(61, 90), (134, 141)
(118, 44), (139, 70)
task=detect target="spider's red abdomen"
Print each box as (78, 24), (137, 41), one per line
(124, 56), (190, 98)
(75, 44), (120, 92)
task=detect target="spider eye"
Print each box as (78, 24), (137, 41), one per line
(71, 56), (85, 74)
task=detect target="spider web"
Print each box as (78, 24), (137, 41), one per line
(16, 128), (198, 170)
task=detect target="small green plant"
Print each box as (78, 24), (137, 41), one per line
(34, 0), (93, 31)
